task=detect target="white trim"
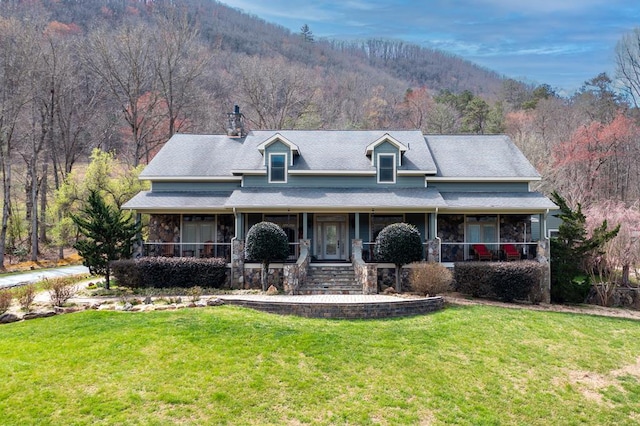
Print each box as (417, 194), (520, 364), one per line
(257, 133), (299, 166)
(398, 170), (436, 176)
(231, 169), (267, 175)
(377, 152), (396, 184)
(268, 153), (287, 183)
(426, 176), (541, 182)
(141, 176), (243, 182)
(365, 133), (408, 156)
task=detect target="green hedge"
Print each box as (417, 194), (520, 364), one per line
(454, 261), (543, 303)
(111, 257), (228, 289)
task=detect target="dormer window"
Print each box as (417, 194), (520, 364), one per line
(378, 153), (396, 183)
(269, 153), (287, 183)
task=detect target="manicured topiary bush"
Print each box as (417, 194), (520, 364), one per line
(112, 257), (228, 289)
(454, 261), (543, 303)
(245, 221), (289, 291)
(374, 223), (423, 292)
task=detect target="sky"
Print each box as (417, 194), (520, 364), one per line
(219, 0), (640, 95)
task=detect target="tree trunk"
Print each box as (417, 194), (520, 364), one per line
(0, 159), (11, 270)
(395, 264), (402, 293)
(261, 262), (268, 291)
(39, 163), (47, 244)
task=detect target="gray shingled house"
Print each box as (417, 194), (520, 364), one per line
(124, 109), (556, 294)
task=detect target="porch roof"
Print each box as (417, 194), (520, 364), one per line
(122, 191), (233, 212)
(440, 192), (557, 212)
(225, 187), (446, 211)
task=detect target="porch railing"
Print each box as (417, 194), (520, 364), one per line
(440, 242), (537, 262)
(143, 242), (232, 262)
(360, 241), (536, 263)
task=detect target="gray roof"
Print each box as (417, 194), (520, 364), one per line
(123, 188), (556, 212)
(235, 130), (437, 173)
(440, 192), (557, 211)
(141, 130), (439, 178)
(123, 191), (232, 211)
(425, 135), (541, 178)
(140, 134), (245, 178)
(226, 187), (446, 210)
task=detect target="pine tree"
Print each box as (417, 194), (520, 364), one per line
(550, 191), (619, 303)
(72, 191), (141, 289)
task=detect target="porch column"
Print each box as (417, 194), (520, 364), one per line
(355, 213), (360, 240)
(234, 210), (243, 239)
(303, 212), (308, 240)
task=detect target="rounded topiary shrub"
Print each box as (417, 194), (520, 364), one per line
(245, 221), (289, 291)
(374, 222), (423, 292)
(409, 261), (453, 297)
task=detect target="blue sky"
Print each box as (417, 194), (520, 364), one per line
(219, 0), (640, 94)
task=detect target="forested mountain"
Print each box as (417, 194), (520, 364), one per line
(1, 0), (640, 265)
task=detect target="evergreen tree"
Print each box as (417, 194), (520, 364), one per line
(374, 223), (423, 292)
(245, 221), (289, 291)
(72, 191), (141, 289)
(550, 191), (619, 303)
(300, 24), (314, 42)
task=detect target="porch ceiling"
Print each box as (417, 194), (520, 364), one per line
(225, 187), (446, 210)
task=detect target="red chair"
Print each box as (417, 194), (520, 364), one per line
(472, 244), (492, 261)
(503, 244), (520, 261)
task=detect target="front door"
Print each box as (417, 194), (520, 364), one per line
(322, 222), (342, 260)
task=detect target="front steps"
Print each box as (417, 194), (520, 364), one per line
(299, 263), (361, 295)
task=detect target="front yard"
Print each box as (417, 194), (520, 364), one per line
(1, 305), (639, 424)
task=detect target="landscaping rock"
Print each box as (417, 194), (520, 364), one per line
(384, 287), (397, 295)
(122, 302), (133, 311)
(0, 313), (20, 324)
(266, 285), (278, 295)
(207, 298), (224, 306)
(144, 296), (153, 305)
(23, 311), (56, 320)
(89, 303), (102, 310)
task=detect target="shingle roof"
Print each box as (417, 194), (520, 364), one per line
(440, 192), (557, 210)
(226, 187), (446, 210)
(123, 188), (556, 212)
(139, 134), (245, 178)
(425, 135), (541, 178)
(122, 191), (232, 211)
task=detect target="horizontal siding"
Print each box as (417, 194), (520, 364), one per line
(151, 181), (241, 192)
(243, 174), (424, 188)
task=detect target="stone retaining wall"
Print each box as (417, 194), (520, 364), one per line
(223, 296), (445, 319)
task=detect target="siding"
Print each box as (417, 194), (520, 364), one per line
(243, 174), (425, 188)
(429, 182), (529, 192)
(152, 181), (241, 192)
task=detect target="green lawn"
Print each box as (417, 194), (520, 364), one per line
(1, 305), (640, 425)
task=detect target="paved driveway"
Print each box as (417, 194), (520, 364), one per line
(0, 265), (90, 289)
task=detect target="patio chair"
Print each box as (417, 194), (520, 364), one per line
(162, 243), (175, 257)
(503, 244), (520, 261)
(472, 244), (492, 261)
(201, 241), (214, 258)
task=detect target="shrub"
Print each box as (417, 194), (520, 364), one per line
(46, 277), (78, 307)
(455, 261), (543, 303)
(111, 257), (228, 289)
(409, 261), (453, 296)
(15, 284), (36, 312)
(374, 223), (423, 292)
(245, 221), (289, 291)
(186, 286), (203, 303)
(0, 289), (12, 314)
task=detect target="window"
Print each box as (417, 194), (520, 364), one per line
(377, 154), (395, 183)
(269, 154), (286, 183)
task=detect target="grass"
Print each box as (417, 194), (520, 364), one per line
(1, 305), (640, 425)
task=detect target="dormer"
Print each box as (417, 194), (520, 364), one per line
(365, 133), (408, 184)
(257, 133), (300, 183)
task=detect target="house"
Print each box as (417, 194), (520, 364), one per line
(123, 108), (556, 297)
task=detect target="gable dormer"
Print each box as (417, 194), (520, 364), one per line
(365, 133), (408, 184)
(257, 133), (300, 183)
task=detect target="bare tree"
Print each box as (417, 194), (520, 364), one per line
(81, 21), (158, 166)
(235, 55), (317, 129)
(0, 16), (38, 268)
(616, 28), (640, 108)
